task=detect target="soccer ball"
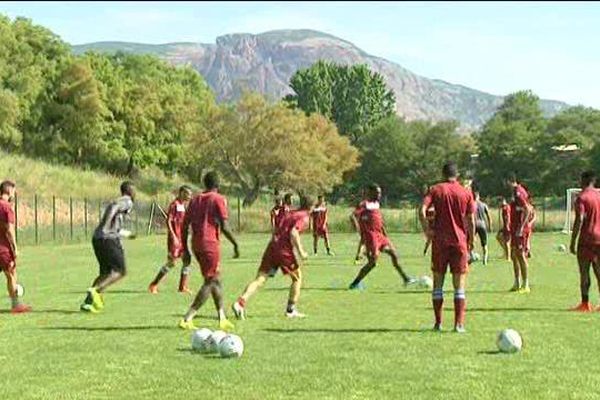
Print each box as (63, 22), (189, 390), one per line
(470, 252), (481, 262)
(218, 334), (244, 358)
(557, 244), (567, 253)
(191, 328), (213, 353)
(497, 329), (523, 354)
(15, 284), (24, 297)
(418, 276), (433, 289)
(206, 330), (228, 354)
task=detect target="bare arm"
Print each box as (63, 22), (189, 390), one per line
(570, 209), (582, 255)
(350, 213), (360, 232)
(518, 205), (532, 236)
(485, 206), (492, 231)
(467, 212), (476, 250)
(290, 227), (308, 260)
(218, 218), (240, 259)
(1, 221), (17, 258)
(419, 205), (433, 240)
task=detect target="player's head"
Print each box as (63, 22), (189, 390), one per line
(203, 171), (219, 190)
(0, 180), (16, 200)
(581, 170), (597, 188)
(442, 162), (459, 180)
(120, 181), (135, 201)
(317, 195), (324, 203)
(283, 193), (293, 206)
(366, 183), (382, 201)
(505, 172), (518, 187)
(498, 196), (507, 205)
(299, 195), (314, 211)
(178, 185), (193, 201)
(274, 196), (283, 206)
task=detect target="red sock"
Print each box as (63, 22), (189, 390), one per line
(432, 288), (444, 325)
(454, 290), (466, 326)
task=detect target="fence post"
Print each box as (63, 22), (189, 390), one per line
(52, 195), (56, 241)
(34, 194), (38, 245)
(69, 196), (73, 241)
(14, 194), (18, 245)
(542, 198), (546, 231)
(237, 196), (241, 233)
(84, 198), (88, 239)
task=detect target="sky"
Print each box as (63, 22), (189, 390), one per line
(1, 1), (599, 108)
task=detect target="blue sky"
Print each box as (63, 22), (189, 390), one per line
(1, 1), (599, 108)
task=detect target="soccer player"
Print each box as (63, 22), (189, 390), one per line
(507, 173), (533, 293)
(232, 195), (312, 319)
(178, 172), (239, 331)
(348, 184), (416, 290)
(351, 192), (367, 264)
(0, 180), (31, 314)
(474, 191), (492, 265)
(569, 171), (600, 312)
(311, 195), (333, 256)
(495, 196), (511, 260)
(80, 182), (136, 313)
(420, 162), (475, 333)
(148, 185), (194, 294)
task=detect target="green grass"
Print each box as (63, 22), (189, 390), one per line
(1, 232), (595, 399)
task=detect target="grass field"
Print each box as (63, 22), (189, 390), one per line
(1, 232), (599, 399)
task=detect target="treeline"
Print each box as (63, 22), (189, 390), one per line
(2, 16), (598, 205)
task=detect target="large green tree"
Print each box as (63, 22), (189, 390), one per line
(286, 61), (396, 145)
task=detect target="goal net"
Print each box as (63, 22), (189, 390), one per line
(562, 188), (580, 234)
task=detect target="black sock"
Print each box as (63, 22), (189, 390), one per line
(583, 294), (589, 303)
(84, 291), (93, 305)
(286, 302), (295, 313)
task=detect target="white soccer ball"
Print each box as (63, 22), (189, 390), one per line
(470, 252), (481, 262)
(497, 329), (523, 354)
(206, 330), (228, 354)
(218, 334), (244, 358)
(191, 328), (213, 353)
(558, 244), (567, 253)
(419, 276), (433, 289)
(15, 284), (24, 297)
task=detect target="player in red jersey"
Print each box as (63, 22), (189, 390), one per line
(0, 181), (31, 314)
(420, 162), (475, 333)
(311, 195), (333, 256)
(506, 173), (533, 293)
(495, 196), (511, 260)
(351, 191), (367, 264)
(148, 185), (193, 294)
(178, 172), (239, 331)
(232, 195), (312, 319)
(348, 184), (416, 290)
(569, 171), (600, 312)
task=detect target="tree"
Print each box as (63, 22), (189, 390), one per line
(286, 61), (395, 144)
(474, 90), (546, 195)
(188, 92), (359, 206)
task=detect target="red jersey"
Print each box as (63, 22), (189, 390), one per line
(0, 199), (15, 257)
(423, 181), (475, 247)
(271, 205), (288, 229)
(184, 191), (228, 251)
(510, 184), (530, 234)
(501, 204), (511, 233)
(270, 210), (310, 255)
(575, 188), (600, 246)
(311, 204), (328, 230)
(354, 201), (386, 243)
(167, 199), (187, 240)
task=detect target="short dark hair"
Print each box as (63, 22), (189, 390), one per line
(283, 193), (293, 204)
(120, 181), (134, 196)
(581, 170), (597, 187)
(366, 183), (380, 193)
(442, 162), (458, 178)
(203, 171), (219, 189)
(506, 172), (518, 184)
(299, 195), (313, 210)
(0, 180), (15, 195)
(179, 185), (193, 193)
(318, 195), (324, 200)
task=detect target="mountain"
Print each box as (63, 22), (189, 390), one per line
(73, 29), (570, 131)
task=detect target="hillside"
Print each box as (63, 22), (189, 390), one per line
(73, 29), (570, 131)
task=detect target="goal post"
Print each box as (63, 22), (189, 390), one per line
(563, 188), (581, 234)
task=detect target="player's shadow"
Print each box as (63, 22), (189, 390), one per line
(467, 307), (560, 313)
(63, 290), (147, 295)
(264, 287), (348, 292)
(264, 328), (439, 334)
(32, 309), (81, 315)
(478, 350), (503, 355)
(41, 325), (174, 332)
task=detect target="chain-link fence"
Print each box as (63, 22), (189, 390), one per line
(12, 194), (568, 246)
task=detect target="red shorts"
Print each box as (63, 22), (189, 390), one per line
(365, 234), (391, 258)
(313, 227), (328, 238)
(192, 246), (220, 279)
(168, 238), (184, 259)
(578, 243), (600, 264)
(511, 231), (531, 251)
(259, 243), (298, 276)
(431, 242), (469, 275)
(0, 252), (16, 274)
